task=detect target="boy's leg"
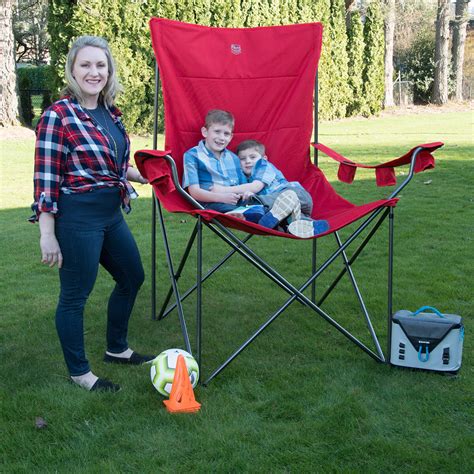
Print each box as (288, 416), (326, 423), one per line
(291, 186), (313, 217)
(258, 190), (300, 229)
(203, 202), (240, 213)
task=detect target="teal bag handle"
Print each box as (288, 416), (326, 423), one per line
(412, 306), (446, 319)
(418, 346), (430, 362)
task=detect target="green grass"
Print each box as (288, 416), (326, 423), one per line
(1, 110), (473, 472)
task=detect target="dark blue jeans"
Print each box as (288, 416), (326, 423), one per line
(55, 188), (144, 376)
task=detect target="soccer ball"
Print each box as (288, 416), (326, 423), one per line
(150, 348), (199, 396)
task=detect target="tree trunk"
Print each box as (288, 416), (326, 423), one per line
(432, 0), (450, 105)
(451, 0), (469, 101)
(0, 0), (20, 126)
(384, 0), (395, 107)
(345, 0), (357, 28)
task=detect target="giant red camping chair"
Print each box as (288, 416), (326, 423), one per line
(135, 18), (443, 385)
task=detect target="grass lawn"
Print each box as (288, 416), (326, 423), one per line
(0, 109), (472, 472)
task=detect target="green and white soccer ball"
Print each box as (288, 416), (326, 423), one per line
(150, 348), (199, 396)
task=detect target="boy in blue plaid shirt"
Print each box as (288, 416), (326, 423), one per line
(213, 139), (329, 237)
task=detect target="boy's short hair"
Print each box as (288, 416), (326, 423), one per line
(236, 139), (266, 156)
(205, 110), (235, 130)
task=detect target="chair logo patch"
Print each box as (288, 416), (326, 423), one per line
(231, 44), (242, 55)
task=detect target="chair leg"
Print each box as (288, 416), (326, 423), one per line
(387, 207), (395, 362)
(196, 216), (203, 370)
(157, 200), (192, 354)
(311, 238), (317, 302)
(158, 222), (199, 320)
(334, 232), (385, 361)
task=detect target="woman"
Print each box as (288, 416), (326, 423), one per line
(31, 36), (153, 392)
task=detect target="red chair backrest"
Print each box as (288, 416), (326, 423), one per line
(149, 18), (323, 183)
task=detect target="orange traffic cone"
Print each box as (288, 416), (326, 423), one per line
(163, 354), (201, 413)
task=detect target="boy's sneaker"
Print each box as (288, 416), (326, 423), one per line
(288, 219), (330, 238)
(258, 190), (299, 229)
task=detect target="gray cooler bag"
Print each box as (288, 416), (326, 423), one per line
(390, 306), (464, 372)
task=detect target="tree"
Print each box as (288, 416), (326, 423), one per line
(344, 0), (357, 27)
(362, 0), (385, 115)
(346, 10), (365, 115)
(451, 0), (469, 101)
(13, 0), (49, 64)
(432, 0), (450, 105)
(0, 0), (21, 126)
(383, 0), (395, 107)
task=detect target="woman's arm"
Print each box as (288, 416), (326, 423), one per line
(39, 213), (63, 268)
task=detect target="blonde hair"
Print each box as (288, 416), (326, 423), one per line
(61, 36), (122, 107)
(205, 109), (235, 130)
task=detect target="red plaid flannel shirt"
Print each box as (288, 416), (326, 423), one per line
(30, 97), (137, 222)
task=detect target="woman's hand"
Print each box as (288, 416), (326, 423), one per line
(126, 166), (148, 184)
(38, 212), (63, 268)
(40, 234), (63, 268)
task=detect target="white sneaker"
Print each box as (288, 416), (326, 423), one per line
(288, 219), (330, 238)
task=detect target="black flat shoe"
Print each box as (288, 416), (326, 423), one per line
(103, 352), (155, 365)
(90, 378), (121, 392)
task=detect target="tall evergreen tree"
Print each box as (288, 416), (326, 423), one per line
(210, 0), (227, 26)
(362, 0), (385, 115)
(297, 0), (313, 22)
(193, 0), (212, 25)
(247, 0), (263, 27)
(226, 0), (243, 27)
(346, 10), (365, 115)
(279, 0), (290, 24)
(311, 0), (332, 120)
(327, 0), (350, 118)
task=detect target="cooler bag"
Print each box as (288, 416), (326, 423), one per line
(390, 306), (464, 372)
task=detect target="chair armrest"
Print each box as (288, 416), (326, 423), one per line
(134, 149), (204, 210)
(312, 142), (443, 187)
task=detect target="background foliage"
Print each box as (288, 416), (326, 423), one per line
(46, 0), (385, 133)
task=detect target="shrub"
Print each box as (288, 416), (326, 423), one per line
(18, 74), (34, 126)
(399, 33), (435, 104)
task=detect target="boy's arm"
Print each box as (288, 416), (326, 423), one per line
(211, 180), (265, 194)
(187, 184), (241, 205)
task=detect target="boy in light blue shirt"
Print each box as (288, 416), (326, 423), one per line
(182, 110), (265, 221)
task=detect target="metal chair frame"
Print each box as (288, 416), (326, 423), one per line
(146, 62), (423, 386)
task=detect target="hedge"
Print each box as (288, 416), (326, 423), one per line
(48, 0), (385, 133)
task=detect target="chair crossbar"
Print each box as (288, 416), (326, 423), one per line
(158, 223), (254, 320)
(317, 209), (389, 306)
(334, 231), (385, 360)
(201, 221), (387, 384)
(155, 202), (391, 383)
